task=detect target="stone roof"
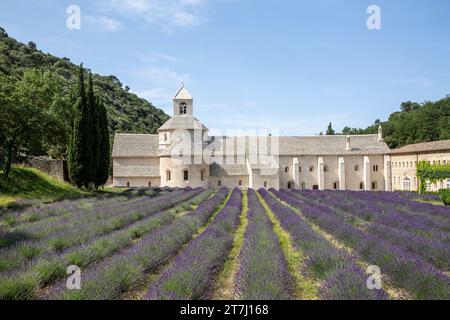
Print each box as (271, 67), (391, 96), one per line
(209, 164), (248, 176)
(112, 134), (160, 157)
(113, 165), (160, 177)
(389, 139), (450, 155)
(208, 135), (389, 156)
(158, 116), (208, 131)
(174, 84), (193, 100)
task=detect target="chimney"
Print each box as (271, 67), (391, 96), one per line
(378, 125), (383, 143)
(346, 135), (351, 151)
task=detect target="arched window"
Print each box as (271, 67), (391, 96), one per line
(285, 166), (289, 173)
(372, 181), (378, 190)
(264, 181), (268, 188)
(166, 170), (171, 182)
(183, 170), (189, 181)
(359, 182), (364, 190)
(373, 165), (379, 172)
(310, 166), (314, 172)
(287, 182), (293, 189)
(324, 165), (329, 172)
(148, 181), (152, 187)
(238, 180), (242, 186)
(126, 181), (130, 188)
(334, 182), (338, 190)
(355, 165), (360, 172)
(218, 180), (222, 186)
(179, 103), (187, 115)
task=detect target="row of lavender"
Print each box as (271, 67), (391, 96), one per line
(48, 188), (230, 300)
(0, 188), (203, 276)
(235, 189), (293, 299)
(258, 189), (388, 300)
(289, 189), (450, 272)
(0, 189), (211, 300)
(2, 188), (164, 228)
(147, 188), (243, 299)
(272, 189), (450, 299)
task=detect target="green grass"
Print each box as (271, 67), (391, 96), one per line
(0, 166), (86, 208)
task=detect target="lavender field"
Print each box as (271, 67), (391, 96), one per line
(0, 187), (449, 300)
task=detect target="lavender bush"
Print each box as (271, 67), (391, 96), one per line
(272, 189), (450, 300)
(258, 188), (388, 300)
(235, 189), (293, 300)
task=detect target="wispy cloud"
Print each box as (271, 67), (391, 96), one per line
(85, 15), (122, 32)
(390, 77), (433, 88)
(99, 0), (208, 33)
(133, 51), (180, 63)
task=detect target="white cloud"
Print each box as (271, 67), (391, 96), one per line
(133, 51), (180, 63)
(136, 67), (191, 86)
(99, 0), (208, 33)
(390, 77), (433, 88)
(242, 101), (257, 107)
(85, 15), (122, 31)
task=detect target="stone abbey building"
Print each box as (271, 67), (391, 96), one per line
(112, 85), (450, 191)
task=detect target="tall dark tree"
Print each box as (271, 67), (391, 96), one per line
(68, 64), (91, 188)
(87, 73), (99, 184)
(326, 122), (336, 135)
(96, 98), (110, 188)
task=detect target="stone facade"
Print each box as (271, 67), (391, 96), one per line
(390, 141), (450, 192)
(112, 85), (449, 191)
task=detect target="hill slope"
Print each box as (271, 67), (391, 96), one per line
(0, 26), (169, 136)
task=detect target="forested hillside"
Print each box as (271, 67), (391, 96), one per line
(339, 97), (450, 149)
(0, 26), (169, 138)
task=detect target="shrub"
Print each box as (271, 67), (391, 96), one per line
(439, 189), (450, 206)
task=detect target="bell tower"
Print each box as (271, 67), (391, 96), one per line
(173, 84), (193, 116)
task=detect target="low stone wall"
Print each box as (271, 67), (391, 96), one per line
(21, 156), (69, 182)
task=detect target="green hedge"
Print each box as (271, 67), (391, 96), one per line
(417, 161), (450, 194)
(439, 189), (450, 206)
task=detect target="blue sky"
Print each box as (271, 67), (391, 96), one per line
(1, 0), (450, 135)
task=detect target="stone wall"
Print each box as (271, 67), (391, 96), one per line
(22, 156), (68, 181)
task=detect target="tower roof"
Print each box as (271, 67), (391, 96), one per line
(174, 84), (193, 100)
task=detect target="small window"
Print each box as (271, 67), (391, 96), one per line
(218, 180), (222, 187)
(333, 182), (338, 190)
(166, 170), (171, 182)
(355, 165), (360, 172)
(179, 103), (187, 115)
(301, 182), (306, 189)
(183, 170), (189, 182)
(373, 165), (379, 172)
(446, 179), (450, 189)
(148, 181), (152, 187)
(324, 165), (329, 172)
(287, 182), (293, 189)
(299, 167), (302, 173)
(201, 170), (205, 181)
(126, 182), (130, 188)
(360, 182), (364, 190)
(313, 185), (319, 190)
(238, 180), (242, 186)
(310, 166), (314, 172)
(264, 181), (268, 188)
(285, 166), (289, 173)
(372, 181), (377, 190)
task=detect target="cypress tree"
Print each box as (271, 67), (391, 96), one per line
(95, 98), (110, 188)
(87, 73), (99, 185)
(68, 64), (91, 188)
